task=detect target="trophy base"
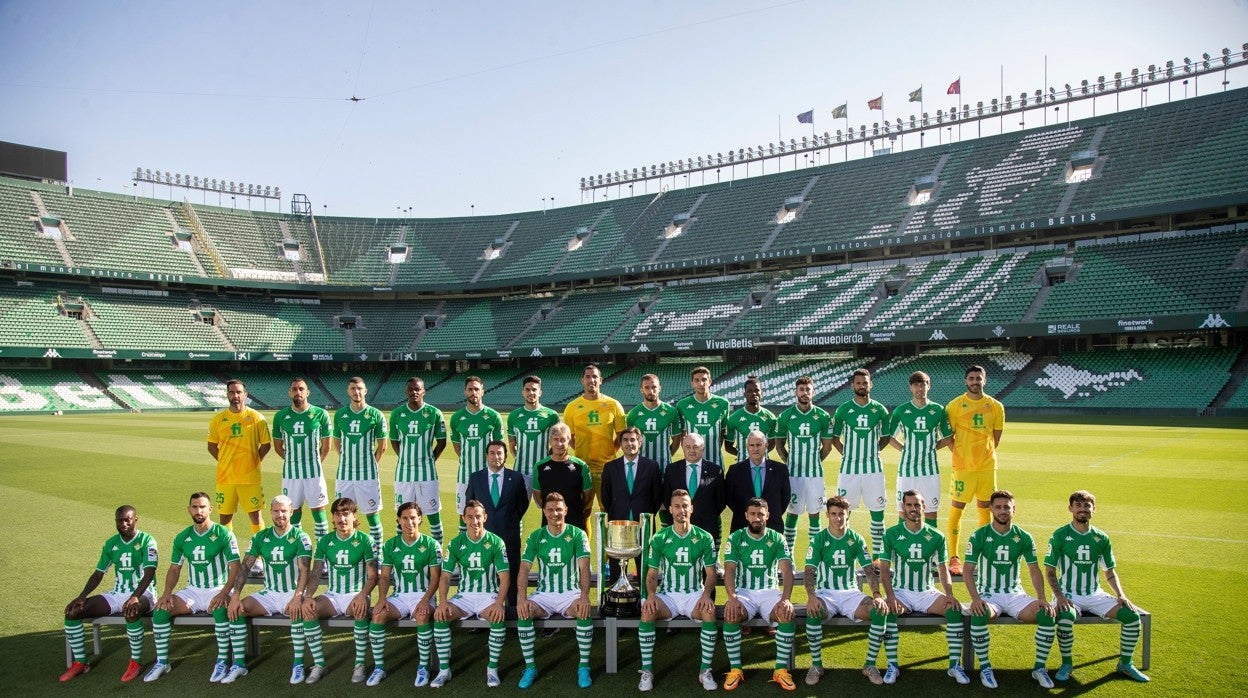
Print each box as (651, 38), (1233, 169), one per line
(600, 588), (641, 618)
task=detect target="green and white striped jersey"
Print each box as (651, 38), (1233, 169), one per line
(389, 403), (447, 483)
(965, 523), (1037, 596)
(96, 531), (159, 596)
(1044, 524), (1115, 598)
(645, 525), (715, 595)
(626, 402), (679, 465)
(247, 525), (312, 594)
(273, 405), (332, 479)
(804, 527), (872, 592)
(888, 400), (950, 478)
(723, 526), (790, 592)
(832, 399), (889, 475)
(507, 406), (561, 481)
(675, 394), (731, 463)
(725, 406), (778, 464)
(170, 523), (239, 589)
(776, 404), (833, 478)
(449, 406), (504, 483)
(314, 529), (375, 594)
(443, 530), (509, 594)
(521, 524), (590, 595)
(882, 522), (946, 593)
(333, 405), (387, 481)
(380, 533), (442, 595)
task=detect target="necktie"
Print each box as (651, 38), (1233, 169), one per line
(687, 463), (698, 498)
(490, 472), (501, 507)
(752, 465), (763, 497)
(626, 461), (635, 493)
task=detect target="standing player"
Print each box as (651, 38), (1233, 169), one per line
(144, 493), (243, 684)
(431, 500), (511, 688)
(831, 369), (891, 559)
(389, 376), (448, 546)
(450, 375), (504, 530)
(514, 493), (595, 689)
(366, 502), (442, 687)
(723, 376), (778, 464)
(878, 491), (969, 685)
(637, 489), (719, 692)
(626, 373), (681, 466)
(563, 363), (626, 506)
(206, 379), (270, 535)
(535, 423), (594, 531)
(272, 377), (332, 539)
(887, 371), (952, 526)
(945, 365), (1005, 575)
(299, 497), (379, 685)
(333, 377), (388, 555)
(962, 490), (1056, 689)
(61, 505), (158, 683)
(720, 498), (797, 691)
(508, 375), (561, 497)
(674, 366), (731, 467)
(1043, 491), (1149, 683)
(225, 495), (312, 685)
(775, 376), (833, 554)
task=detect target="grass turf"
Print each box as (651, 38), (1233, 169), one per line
(1, 411), (1245, 696)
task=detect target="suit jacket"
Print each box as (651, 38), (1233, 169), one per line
(725, 458), (792, 534)
(600, 455), (663, 522)
(662, 458), (726, 540)
(465, 466), (529, 602)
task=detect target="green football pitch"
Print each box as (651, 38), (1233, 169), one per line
(2, 411), (1245, 696)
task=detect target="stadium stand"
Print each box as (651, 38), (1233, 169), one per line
(820, 352), (1034, 408)
(95, 369), (227, 411)
(518, 288), (651, 348)
(0, 283), (93, 347)
(619, 275), (769, 342)
(0, 368), (120, 412)
(81, 288), (228, 351)
(421, 367), (527, 410)
(209, 295), (346, 353)
(192, 205), (323, 282)
(317, 370), (390, 408)
(229, 369), (336, 410)
(602, 361), (736, 405)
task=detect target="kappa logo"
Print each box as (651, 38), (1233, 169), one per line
(1199, 313), (1230, 328)
(43, 348), (62, 358)
(530, 347), (543, 357)
(928, 329), (948, 340)
(636, 343), (650, 353)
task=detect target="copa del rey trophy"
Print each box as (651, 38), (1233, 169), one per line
(600, 520), (642, 618)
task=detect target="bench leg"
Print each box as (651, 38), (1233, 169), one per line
(248, 622), (261, 658)
(1140, 615), (1150, 671)
(961, 617), (973, 669)
(92, 624), (102, 658)
(605, 617), (618, 674)
(65, 637), (72, 668)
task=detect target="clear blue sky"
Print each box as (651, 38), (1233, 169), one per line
(1, 0), (1244, 217)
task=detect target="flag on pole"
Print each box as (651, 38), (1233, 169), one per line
(947, 78), (961, 95)
(831, 103), (848, 119)
(797, 109), (814, 124)
(867, 95), (883, 110)
(908, 87), (923, 103)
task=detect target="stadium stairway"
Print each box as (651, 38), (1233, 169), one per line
(76, 370), (134, 411)
(1209, 347), (1248, 412)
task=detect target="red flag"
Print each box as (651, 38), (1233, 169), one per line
(947, 78), (961, 95)
(867, 95), (883, 110)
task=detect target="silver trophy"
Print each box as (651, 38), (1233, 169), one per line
(600, 520), (643, 617)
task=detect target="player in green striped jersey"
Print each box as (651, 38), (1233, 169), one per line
(300, 497), (379, 685)
(450, 376), (504, 528)
(887, 371), (951, 526)
(625, 373), (680, 466)
(432, 500), (511, 688)
(831, 369), (891, 559)
(879, 490), (969, 686)
(637, 489), (718, 692)
(515, 493), (594, 689)
(802, 496), (887, 686)
(333, 377), (388, 555)
(145, 492), (243, 684)
(61, 505), (158, 683)
(723, 375), (778, 465)
(273, 378), (332, 539)
(776, 376), (833, 554)
(389, 377), (448, 546)
(962, 490), (1056, 689)
(721, 498), (797, 691)
(366, 502), (443, 687)
(508, 375), (561, 497)
(674, 366), (731, 467)
(1043, 490), (1149, 683)
(225, 496), (313, 685)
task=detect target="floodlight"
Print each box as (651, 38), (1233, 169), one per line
(976, 101), (983, 116)
(801, 136), (808, 146)
(134, 166), (142, 177)
(769, 142), (775, 154)
(1183, 57), (1191, 73)
(1222, 48), (1230, 65)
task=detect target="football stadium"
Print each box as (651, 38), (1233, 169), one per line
(2, 7), (1247, 696)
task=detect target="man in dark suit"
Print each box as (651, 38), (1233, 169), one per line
(600, 426), (663, 583)
(725, 429), (792, 535)
(662, 432), (726, 554)
(464, 440), (529, 605)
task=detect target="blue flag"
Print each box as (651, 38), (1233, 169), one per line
(797, 109), (814, 124)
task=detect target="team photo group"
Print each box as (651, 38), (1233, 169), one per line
(59, 363), (1150, 690)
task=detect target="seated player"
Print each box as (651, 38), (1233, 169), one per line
(144, 493), (243, 684)
(802, 496), (887, 686)
(224, 496), (312, 685)
(61, 504), (158, 683)
(637, 489), (718, 692)
(365, 502), (442, 687)
(298, 497), (378, 684)
(431, 499), (511, 688)
(721, 497), (797, 691)
(515, 493), (594, 689)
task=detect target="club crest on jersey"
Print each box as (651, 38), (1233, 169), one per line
(210, 535), (218, 541)
(923, 532), (932, 541)
(418, 545), (426, 552)
(564, 535), (572, 542)
(1012, 536), (1020, 543)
